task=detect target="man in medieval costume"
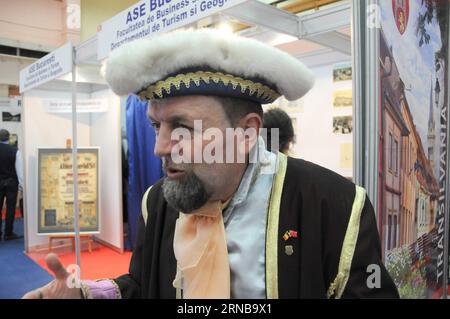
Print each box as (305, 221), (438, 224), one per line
(24, 29), (398, 299)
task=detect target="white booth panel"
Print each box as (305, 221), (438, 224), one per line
(90, 89), (123, 252)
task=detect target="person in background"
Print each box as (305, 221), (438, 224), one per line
(0, 129), (23, 240)
(263, 108), (295, 155)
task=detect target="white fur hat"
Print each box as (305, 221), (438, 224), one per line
(102, 28), (315, 104)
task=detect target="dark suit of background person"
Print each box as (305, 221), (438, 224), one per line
(0, 129), (23, 240)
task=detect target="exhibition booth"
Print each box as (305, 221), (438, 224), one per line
(20, 49), (124, 255)
(15, 0), (450, 299)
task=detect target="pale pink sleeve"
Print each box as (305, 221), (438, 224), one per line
(81, 280), (121, 299)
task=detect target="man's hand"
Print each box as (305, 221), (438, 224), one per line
(22, 253), (82, 299)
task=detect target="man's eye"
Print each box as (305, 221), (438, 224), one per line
(151, 122), (160, 130)
(176, 124), (192, 130)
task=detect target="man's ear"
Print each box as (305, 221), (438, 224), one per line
(236, 113), (262, 156)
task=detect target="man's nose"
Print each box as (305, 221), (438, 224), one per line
(154, 125), (173, 158)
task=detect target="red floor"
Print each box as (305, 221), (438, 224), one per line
(27, 245), (132, 280)
(5, 206), (132, 280)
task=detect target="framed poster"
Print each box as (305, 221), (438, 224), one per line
(332, 89), (353, 108)
(333, 62), (352, 82)
(38, 148), (100, 235)
(333, 116), (353, 135)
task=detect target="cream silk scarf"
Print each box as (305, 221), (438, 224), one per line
(173, 200), (231, 299)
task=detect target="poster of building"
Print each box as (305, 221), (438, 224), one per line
(333, 89), (353, 108)
(38, 148), (99, 234)
(333, 62), (352, 82)
(333, 116), (353, 135)
(378, 0), (449, 298)
(2, 111), (21, 122)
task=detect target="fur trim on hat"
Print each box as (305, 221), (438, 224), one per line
(102, 28), (315, 101)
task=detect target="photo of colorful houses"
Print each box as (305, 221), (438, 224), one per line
(378, 0), (449, 298)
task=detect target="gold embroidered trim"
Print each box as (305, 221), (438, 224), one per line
(175, 211), (183, 300)
(266, 152), (287, 299)
(141, 186), (153, 225)
(176, 286), (182, 299)
(80, 281), (91, 299)
(327, 185), (366, 299)
(137, 71), (281, 102)
(110, 280), (122, 299)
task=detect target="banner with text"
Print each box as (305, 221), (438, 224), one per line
(43, 99), (108, 113)
(97, 0), (247, 60)
(19, 42), (73, 93)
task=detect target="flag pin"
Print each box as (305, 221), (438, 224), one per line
(282, 230), (298, 241)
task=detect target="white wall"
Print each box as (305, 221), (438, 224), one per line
(266, 62), (353, 179)
(0, 56), (33, 86)
(0, 0), (64, 48)
(0, 0), (80, 49)
(90, 89), (123, 251)
(298, 63), (353, 178)
(0, 84), (9, 97)
(23, 89), (91, 249)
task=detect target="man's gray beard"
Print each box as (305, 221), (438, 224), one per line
(162, 171), (211, 213)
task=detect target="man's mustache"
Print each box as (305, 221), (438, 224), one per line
(162, 158), (191, 171)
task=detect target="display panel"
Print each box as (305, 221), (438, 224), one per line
(378, 0), (449, 298)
